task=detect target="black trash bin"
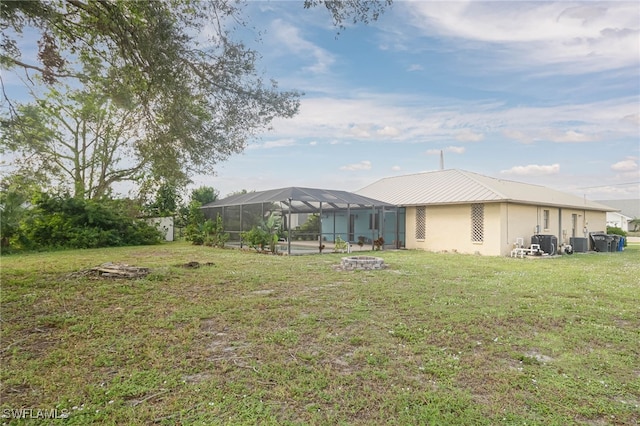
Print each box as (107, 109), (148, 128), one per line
(609, 235), (620, 252)
(531, 234), (558, 255)
(590, 233), (609, 252)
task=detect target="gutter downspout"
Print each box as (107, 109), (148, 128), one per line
(287, 198), (292, 256)
(558, 208), (563, 249)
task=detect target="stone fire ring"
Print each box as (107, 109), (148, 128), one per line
(341, 256), (386, 270)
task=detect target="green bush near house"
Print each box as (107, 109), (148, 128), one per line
(606, 226), (628, 246)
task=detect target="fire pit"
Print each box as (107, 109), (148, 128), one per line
(340, 256), (386, 270)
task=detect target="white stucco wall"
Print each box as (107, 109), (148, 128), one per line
(606, 212), (630, 232)
(503, 204), (603, 255)
(406, 203), (608, 256)
(405, 203), (502, 256)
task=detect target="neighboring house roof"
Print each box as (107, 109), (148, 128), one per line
(606, 211), (633, 221)
(202, 187), (394, 213)
(595, 199), (640, 218)
(357, 169), (617, 211)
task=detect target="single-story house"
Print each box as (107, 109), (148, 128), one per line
(596, 199), (640, 232)
(356, 169), (617, 256)
(605, 211), (633, 232)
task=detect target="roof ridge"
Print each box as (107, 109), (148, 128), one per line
(358, 168), (453, 191)
(456, 170), (511, 200)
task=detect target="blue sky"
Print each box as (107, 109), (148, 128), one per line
(3, 1), (639, 201)
(194, 1), (639, 201)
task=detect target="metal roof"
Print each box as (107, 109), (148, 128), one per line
(356, 169), (617, 212)
(595, 199), (640, 218)
(202, 187), (394, 213)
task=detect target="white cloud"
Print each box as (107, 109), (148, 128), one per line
(545, 130), (593, 143)
(455, 129), (484, 142)
(348, 124), (371, 138)
(407, 2), (640, 73)
(426, 146), (465, 155)
(501, 164), (561, 176)
(270, 19), (335, 73)
(503, 129), (534, 144)
(621, 113), (640, 126)
(407, 64), (424, 72)
(391, 165), (402, 171)
(377, 126), (400, 137)
(309, 141), (318, 146)
(340, 160), (372, 171)
(611, 157), (638, 172)
(256, 139), (296, 149)
(447, 146), (466, 154)
(267, 94), (638, 149)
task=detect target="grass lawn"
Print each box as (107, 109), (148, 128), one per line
(1, 243), (639, 425)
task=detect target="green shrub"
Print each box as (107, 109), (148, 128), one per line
(10, 193), (163, 251)
(606, 226), (628, 247)
(606, 226), (627, 236)
(186, 214), (228, 248)
(241, 213), (283, 253)
(334, 235), (348, 252)
(241, 226), (271, 251)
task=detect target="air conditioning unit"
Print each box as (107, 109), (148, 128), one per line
(569, 237), (588, 253)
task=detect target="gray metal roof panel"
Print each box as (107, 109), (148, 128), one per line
(595, 199), (640, 218)
(357, 169), (616, 211)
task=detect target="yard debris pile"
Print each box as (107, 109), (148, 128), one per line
(177, 261), (214, 269)
(70, 262), (150, 279)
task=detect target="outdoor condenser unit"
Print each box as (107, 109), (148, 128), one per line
(570, 237), (588, 253)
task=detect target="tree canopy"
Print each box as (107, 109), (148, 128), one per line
(2, 82), (149, 199)
(1, 0), (391, 193)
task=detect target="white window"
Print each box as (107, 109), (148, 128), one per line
(543, 209), (550, 230)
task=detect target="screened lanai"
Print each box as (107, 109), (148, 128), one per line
(201, 187), (404, 255)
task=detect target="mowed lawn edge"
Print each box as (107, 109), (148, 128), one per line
(1, 243), (639, 425)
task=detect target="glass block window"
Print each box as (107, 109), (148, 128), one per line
(415, 206), (426, 240)
(471, 204), (484, 242)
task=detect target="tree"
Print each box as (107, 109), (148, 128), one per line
(191, 186), (218, 206)
(1, 1), (299, 187)
(0, 173), (41, 249)
(1, 1), (391, 186)
(144, 180), (183, 217)
(182, 186), (219, 244)
(303, 0), (393, 31)
(1, 84), (148, 199)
